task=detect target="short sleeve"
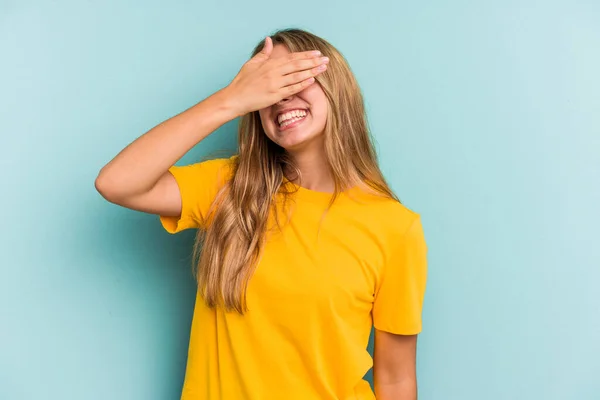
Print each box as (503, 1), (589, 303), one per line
(373, 214), (428, 335)
(159, 157), (234, 234)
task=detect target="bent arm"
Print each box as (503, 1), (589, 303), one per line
(95, 88), (239, 216)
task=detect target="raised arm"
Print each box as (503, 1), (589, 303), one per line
(94, 89), (238, 217)
(94, 37), (328, 217)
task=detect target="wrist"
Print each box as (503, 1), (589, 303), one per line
(213, 86), (245, 120)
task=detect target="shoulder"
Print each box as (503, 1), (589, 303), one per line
(342, 188), (425, 257)
(203, 155), (237, 180)
(171, 155), (237, 183)
(193, 155), (237, 174)
(347, 187), (421, 235)
(377, 199), (422, 241)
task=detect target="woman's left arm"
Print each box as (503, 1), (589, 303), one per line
(373, 329), (418, 400)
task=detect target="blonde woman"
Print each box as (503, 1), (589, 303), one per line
(96, 28), (428, 400)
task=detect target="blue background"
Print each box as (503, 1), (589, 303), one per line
(1, 0), (599, 399)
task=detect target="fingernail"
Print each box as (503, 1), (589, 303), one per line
(321, 57), (329, 63)
(312, 50), (322, 56)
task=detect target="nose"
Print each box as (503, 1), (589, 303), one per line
(276, 95), (294, 105)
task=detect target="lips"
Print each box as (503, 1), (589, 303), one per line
(278, 115), (307, 131)
(274, 108), (309, 126)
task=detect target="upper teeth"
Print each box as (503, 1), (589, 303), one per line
(278, 109), (307, 125)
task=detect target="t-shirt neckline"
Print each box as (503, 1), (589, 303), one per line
(282, 177), (360, 205)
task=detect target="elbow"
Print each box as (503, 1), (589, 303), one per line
(95, 170), (123, 203)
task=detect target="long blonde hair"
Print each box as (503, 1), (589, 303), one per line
(193, 28), (399, 313)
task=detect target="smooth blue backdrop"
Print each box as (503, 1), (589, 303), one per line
(1, 1), (599, 399)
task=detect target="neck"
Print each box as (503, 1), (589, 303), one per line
(286, 146), (334, 193)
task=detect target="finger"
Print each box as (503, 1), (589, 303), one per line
(280, 63), (327, 88)
(262, 37), (273, 56)
(281, 77), (317, 96)
(279, 56), (329, 76)
(252, 37), (273, 62)
(271, 49), (323, 67)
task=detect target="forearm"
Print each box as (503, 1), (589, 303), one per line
(374, 378), (417, 400)
(95, 87), (239, 197)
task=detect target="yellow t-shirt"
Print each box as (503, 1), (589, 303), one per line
(160, 156), (428, 400)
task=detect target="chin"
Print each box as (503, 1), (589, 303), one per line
(269, 119), (326, 151)
(273, 130), (323, 152)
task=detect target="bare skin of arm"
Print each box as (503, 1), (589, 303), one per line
(95, 89), (238, 216)
(373, 330), (419, 400)
(95, 37), (328, 216)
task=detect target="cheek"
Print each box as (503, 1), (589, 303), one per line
(310, 100), (329, 129)
(304, 88), (329, 126)
(259, 111), (275, 132)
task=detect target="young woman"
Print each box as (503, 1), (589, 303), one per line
(96, 28), (428, 400)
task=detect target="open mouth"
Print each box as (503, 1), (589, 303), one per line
(276, 109), (308, 130)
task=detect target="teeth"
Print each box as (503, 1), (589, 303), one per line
(280, 116), (306, 128)
(277, 109), (307, 125)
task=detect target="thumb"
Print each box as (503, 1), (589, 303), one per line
(252, 36), (273, 62)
